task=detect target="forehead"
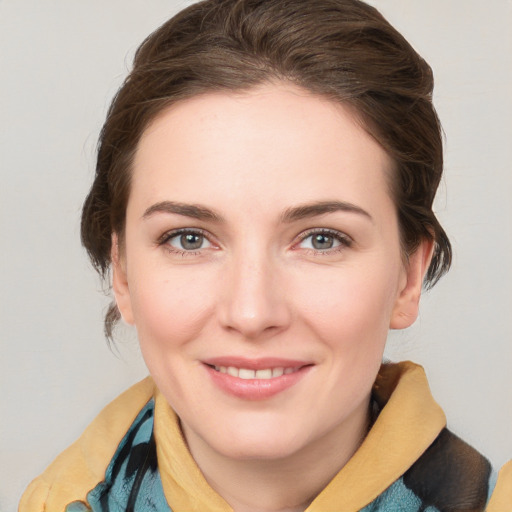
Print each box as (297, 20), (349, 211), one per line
(131, 83), (393, 217)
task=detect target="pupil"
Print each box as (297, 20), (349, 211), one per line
(312, 234), (333, 250)
(181, 233), (202, 250)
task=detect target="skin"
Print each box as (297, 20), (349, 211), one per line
(113, 83), (432, 512)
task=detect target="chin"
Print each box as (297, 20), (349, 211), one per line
(202, 412), (319, 461)
(215, 433), (306, 462)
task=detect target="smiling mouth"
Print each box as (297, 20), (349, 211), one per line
(204, 361), (312, 399)
(210, 365), (301, 380)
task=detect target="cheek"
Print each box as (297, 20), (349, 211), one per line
(294, 261), (402, 348)
(128, 263), (216, 349)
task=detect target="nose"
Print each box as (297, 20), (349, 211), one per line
(218, 248), (291, 340)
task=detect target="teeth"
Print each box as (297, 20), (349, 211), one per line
(255, 369), (272, 379)
(239, 368), (256, 379)
(272, 367), (284, 377)
(213, 366), (298, 379)
(227, 366), (238, 377)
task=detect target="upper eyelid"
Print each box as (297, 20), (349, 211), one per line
(158, 227), (213, 245)
(157, 227), (352, 249)
(297, 227), (352, 242)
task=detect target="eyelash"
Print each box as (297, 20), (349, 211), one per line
(157, 228), (213, 256)
(295, 228), (353, 255)
(157, 228), (352, 257)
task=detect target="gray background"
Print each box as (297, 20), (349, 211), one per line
(1, 1), (511, 510)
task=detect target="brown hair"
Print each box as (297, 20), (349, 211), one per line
(81, 0), (452, 340)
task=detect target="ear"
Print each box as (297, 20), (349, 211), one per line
(390, 239), (434, 330)
(111, 233), (135, 325)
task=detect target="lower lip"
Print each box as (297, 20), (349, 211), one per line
(205, 365), (312, 400)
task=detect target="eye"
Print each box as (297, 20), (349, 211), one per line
(296, 229), (351, 252)
(161, 229), (212, 253)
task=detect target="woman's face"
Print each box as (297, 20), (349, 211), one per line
(114, 83), (428, 463)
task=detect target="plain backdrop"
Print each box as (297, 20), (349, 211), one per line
(1, 1), (511, 510)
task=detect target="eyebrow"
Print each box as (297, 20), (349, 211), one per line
(142, 201), (224, 222)
(281, 200), (373, 223)
(142, 199), (372, 224)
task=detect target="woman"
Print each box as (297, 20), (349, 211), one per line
(19, 0), (511, 510)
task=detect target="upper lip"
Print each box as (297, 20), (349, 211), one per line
(202, 356), (312, 370)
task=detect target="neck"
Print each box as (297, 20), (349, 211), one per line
(181, 398), (371, 512)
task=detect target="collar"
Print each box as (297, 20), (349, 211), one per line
(154, 361), (446, 512)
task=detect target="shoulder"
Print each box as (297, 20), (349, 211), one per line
(366, 363), (510, 511)
(19, 377), (155, 512)
(401, 428), (494, 509)
(487, 459), (512, 511)
(362, 429), (510, 511)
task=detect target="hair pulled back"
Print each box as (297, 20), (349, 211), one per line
(81, 0), (452, 339)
